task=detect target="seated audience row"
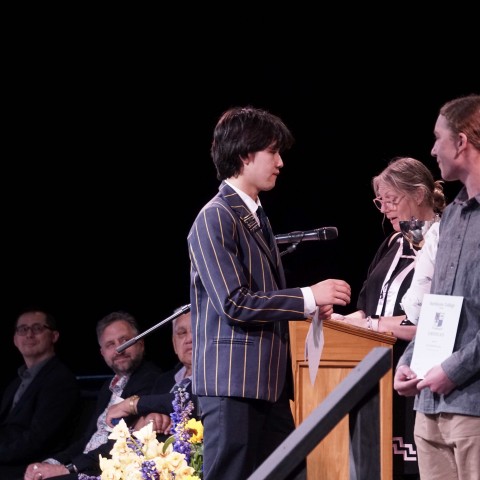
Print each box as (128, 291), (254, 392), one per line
(0, 308), (196, 480)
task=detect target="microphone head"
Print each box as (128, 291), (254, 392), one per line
(320, 227), (338, 240)
(274, 227), (338, 244)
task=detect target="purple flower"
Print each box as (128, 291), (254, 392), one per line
(170, 386), (195, 464)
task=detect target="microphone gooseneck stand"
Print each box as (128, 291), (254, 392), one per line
(279, 242), (300, 257)
(116, 303), (191, 353)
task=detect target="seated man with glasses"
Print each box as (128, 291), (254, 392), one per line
(0, 309), (81, 480)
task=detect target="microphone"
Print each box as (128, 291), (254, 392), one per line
(275, 227), (338, 244)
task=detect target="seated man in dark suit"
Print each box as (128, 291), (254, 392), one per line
(0, 309), (81, 480)
(105, 309), (199, 438)
(23, 310), (162, 480)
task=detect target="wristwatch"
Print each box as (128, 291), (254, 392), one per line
(65, 463), (78, 474)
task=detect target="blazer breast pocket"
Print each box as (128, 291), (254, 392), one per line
(213, 338), (254, 346)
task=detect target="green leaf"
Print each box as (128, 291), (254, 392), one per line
(162, 435), (175, 453)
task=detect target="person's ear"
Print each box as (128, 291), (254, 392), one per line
(458, 132), (468, 152)
(413, 187), (425, 206)
(241, 152), (255, 165)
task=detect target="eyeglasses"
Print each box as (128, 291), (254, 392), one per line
(15, 324), (53, 336)
(372, 195), (405, 211)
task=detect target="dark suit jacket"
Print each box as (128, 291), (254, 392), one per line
(0, 355), (81, 465)
(53, 359), (162, 474)
(137, 363), (199, 420)
(187, 182), (307, 402)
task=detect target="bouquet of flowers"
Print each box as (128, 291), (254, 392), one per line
(79, 386), (203, 480)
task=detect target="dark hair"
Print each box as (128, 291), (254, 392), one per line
(96, 311), (139, 344)
(372, 157), (447, 215)
(15, 309), (57, 331)
(439, 94), (480, 151)
(211, 106), (295, 180)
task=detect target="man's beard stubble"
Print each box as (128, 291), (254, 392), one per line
(111, 351), (144, 376)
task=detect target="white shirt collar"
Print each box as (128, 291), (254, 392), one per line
(224, 180), (262, 215)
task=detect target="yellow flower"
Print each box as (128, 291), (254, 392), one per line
(186, 418), (203, 444)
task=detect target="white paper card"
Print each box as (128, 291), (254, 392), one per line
(410, 293), (463, 379)
(305, 308), (324, 386)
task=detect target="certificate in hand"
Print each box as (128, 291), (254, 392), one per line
(410, 293), (463, 379)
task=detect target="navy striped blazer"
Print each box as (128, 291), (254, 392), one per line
(188, 182), (308, 402)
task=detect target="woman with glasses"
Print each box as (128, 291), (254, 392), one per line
(332, 156), (446, 480)
(334, 156), (446, 338)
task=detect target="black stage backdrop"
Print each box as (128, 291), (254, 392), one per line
(3, 12), (477, 389)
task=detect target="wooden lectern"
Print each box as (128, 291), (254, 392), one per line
(289, 319), (396, 480)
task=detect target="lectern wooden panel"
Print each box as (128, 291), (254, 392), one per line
(289, 319), (396, 480)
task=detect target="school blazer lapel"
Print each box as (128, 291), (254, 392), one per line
(219, 183), (284, 285)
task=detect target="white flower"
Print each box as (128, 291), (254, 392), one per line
(94, 419), (200, 480)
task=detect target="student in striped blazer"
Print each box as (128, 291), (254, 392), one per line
(187, 106), (352, 480)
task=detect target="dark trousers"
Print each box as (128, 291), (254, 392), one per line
(199, 387), (306, 480)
